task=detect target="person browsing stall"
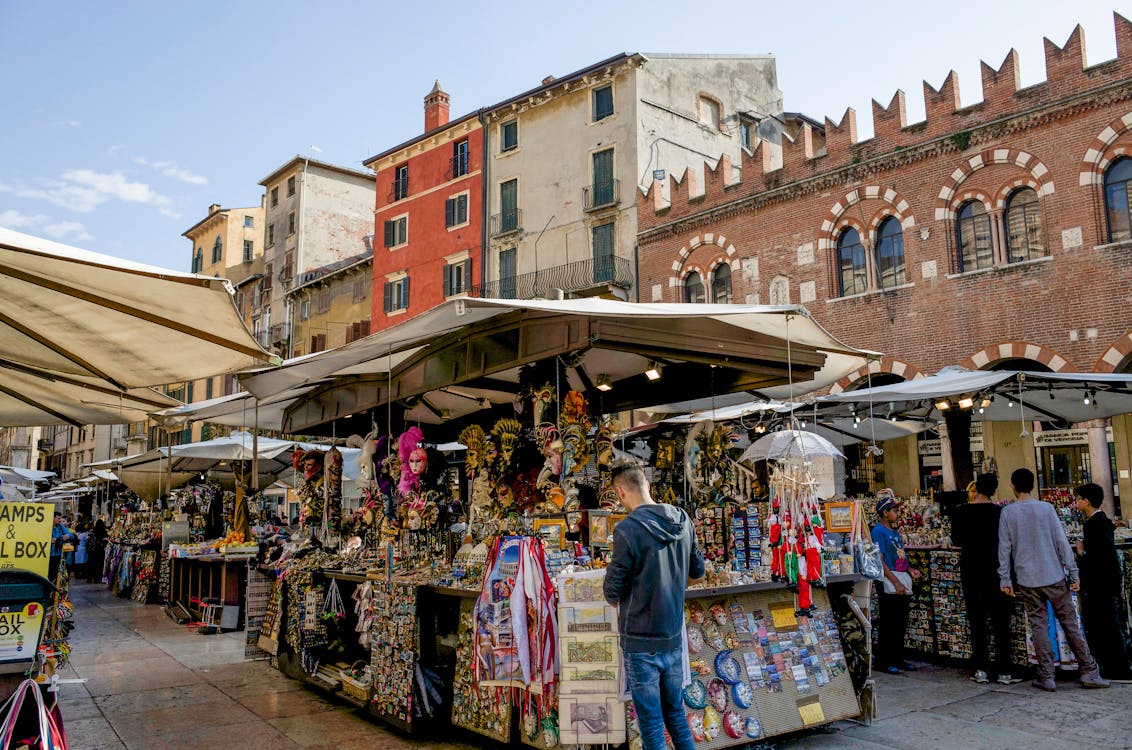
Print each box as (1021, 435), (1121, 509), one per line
(871, 491), (921, 674)
(1074, 482), (1132, 682)
(999, 468), (1108, 691)
(603, 461), (705, 750)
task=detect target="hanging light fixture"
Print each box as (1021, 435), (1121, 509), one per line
(644, 361), (661, 381)
(935, 399), (952, 411)
(596, 374), (613, 392)
(958, 396), (974, 410)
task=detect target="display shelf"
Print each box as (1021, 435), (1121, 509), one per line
(687, 575), (863, 601)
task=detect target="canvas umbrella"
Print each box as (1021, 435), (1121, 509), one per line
(740, 429), (845, 463)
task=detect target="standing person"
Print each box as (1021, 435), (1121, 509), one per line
(73, 522), (89, 581)
(871, 491), (920, 674)
(49, 512), (75, 581)
(1074, 483), (1132, 682)
(604, 461), (705, 750)
(950, 474), (1020, 684)
(86, 518), (109, 583)
(998, 468), (1108, 691)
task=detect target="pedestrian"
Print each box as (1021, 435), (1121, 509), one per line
(73, 522), (89, 580)
(49, 512), (75, 582)
(1074, 482), (1132, 682)
(950, 473), (1020, 684)
(998, 468), (1108, 691)
(604, 461), (705, 750)
(86, 518), (108, 583)
(871, 491), (920, 674)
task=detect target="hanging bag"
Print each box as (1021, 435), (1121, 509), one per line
(0, 679), (67, 750)
(850, 502), (884, 582)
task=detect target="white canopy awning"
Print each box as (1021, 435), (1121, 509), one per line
(149, 386), (316, 432)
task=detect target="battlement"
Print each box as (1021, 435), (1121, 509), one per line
(646, 12), (1132, 215)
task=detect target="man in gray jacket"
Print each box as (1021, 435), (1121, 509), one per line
(998, 468), (1108, 691)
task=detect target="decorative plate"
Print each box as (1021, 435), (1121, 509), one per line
(731, 681), (753, 709)
(707, 677), (728, 712)
(723, 710), (745, 739)
(714, 649), (742, 685)
(682, 678), (708, 710)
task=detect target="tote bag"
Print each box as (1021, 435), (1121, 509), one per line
(0, 679), (67, 750)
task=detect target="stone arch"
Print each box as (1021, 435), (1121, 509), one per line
(818, 185), (916, 253)
(959, 341), (1075, 372)
(669, 231), (737, 291)
(948, 188), (994, 216)
(828, 357), (927, 394)
(992, 176), (1043, 211)
(934, 148), (1055, 221)
(1078, 111), (1132, 187)
(1096, 330), (1132, 373)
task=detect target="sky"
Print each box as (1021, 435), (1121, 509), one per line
(0, 1), (1123, 271)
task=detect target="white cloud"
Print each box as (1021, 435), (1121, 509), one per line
(0, 210), (92, 241)
(0, 170), (181, 220)
(53, 120), (82, 128)
(126, 154), (208, 185)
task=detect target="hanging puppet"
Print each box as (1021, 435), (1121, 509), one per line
(324, 446), (343, 532)
(595, 416), (622, 510)
(294, 449), (325, 529)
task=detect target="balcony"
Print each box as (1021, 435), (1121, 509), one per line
(279, 264), (293, 282)
(449, 153), (469, 180)
(490, 209), (522, 238)
(470, 255), (632, 300)
(269, 322), (291, 344)
(583, 179), (620, 211)
(255, 330), (272, 349)
(390, 176), (409, 202)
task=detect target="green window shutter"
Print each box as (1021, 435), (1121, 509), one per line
(383, 281), (392, 313)
(442, 265), (452, 297)
(445, 198), (455, 228)
(384, 221), (395, 247)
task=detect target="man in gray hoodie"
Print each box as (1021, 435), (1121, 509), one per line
(604, 461), (705, 750)
(998, 467), (1108, 691)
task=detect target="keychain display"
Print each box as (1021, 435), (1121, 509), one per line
(369, 581), (418, 726)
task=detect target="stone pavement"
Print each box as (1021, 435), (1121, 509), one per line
(61, 579), (1132, 749)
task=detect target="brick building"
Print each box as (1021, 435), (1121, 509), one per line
(637, 14), (1132, 511)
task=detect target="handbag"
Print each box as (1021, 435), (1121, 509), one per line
(0, 679), (67, 750)
(850, 502), (884, 582)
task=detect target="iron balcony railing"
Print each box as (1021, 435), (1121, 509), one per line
(450, 153), (469, 179)
(470, 255), (632, 299)
(268, 322), (291, 344)
(490, 209), (522, 237)
(583, 179), (620, 211)
(391, 175), (409, 201)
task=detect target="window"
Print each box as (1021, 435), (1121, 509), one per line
(593, 85), (614, 121)
(242, 240), (254, 263)
(299, 298), (310, 320)
(1104, 157), (1132, 243)
(287, 211), (296, 235)
(244, 215), (254, 228)
(684, 272), (705, 303)
(1005, 187), (1044, 263)
(445, 194), (469, 228)
(712, 264), (732, 303)
(267, 223), (275, 246)
(836, 227), (867, 297)
(393, 164), (408, 200)
(383, 216), (408, 247)
(287, 175), (296, 196)
(501, 120), (518, 152)
(383, 277), (410, 312)
(271, 187), (279, 207)
(874, 216), (906, 289)
(212, 236), (222, 264)
(453, 140), (469, 177)
(739, 117), (755, 150)
(262, 264), (273, 292)
(205, 377), (213, 400)
(592, 222), (615, 283)
(591, 149), (615, 208)
(699, 96), (721, 129)
(956, 200), (993, 272)
(500, 179), (518, 233)
(346, 320), (371, 343)
(317, 288), (331, 314)
(443, 259), (473, 296)
(499, 248), (517, 299)
(352, 273), (369, 303)
(191, 248), (203, 273)
(280, 250), (293, 280)
(309, 333), (327, 353)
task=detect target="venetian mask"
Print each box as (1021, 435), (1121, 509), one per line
(458, 425), (485, 476)
(408, 447), (427, 477)
(483, 437), (500, 470)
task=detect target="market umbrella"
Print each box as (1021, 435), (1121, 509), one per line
(0, 227), (277, 425)
(740, 429), (845, 463)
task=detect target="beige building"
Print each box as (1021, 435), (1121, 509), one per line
(288, 249), (373, 357)
(480, 53), (782, 299)
(256, 157), (375, 358)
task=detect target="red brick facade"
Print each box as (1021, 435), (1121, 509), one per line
(638, 15), (1132, 384)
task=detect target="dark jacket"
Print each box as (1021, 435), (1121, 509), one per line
(1078, 510), (1120, 596)
(603, 503), (705, 653)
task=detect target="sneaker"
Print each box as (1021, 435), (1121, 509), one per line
(1079, 673), (1110, 689)
(896, 660), (919, 672)
(996, 674), (1022, 685)
(1031, 678), (1056, 692)
(970, 670), (990, 684)
(880, 665), (902, 675)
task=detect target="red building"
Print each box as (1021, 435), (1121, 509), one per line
(364, 83), (482, 331)
(637, 14), (1132, 506)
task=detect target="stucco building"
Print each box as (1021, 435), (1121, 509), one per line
(289, 248), (373, 356)
(637, 14), (1132, 513)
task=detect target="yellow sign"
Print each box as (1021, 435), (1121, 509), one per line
(0, 603), (45, 663)
(798, 700), (826, 725)
(770, 602), (797, 629)
(0, 503), (53, 579)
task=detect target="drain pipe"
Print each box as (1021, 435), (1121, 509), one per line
(477, 109), (490, 289)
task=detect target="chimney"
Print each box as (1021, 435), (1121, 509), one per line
(424, 80), (450, 132)
(208, 203), (221, 215)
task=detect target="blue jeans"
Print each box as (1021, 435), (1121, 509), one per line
(625, 647), (694, 750)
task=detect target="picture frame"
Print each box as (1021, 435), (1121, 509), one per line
(609, 512), (628, 540)
(824, 501), (854, 533)
(588, 510), (612, 549)
(655, 439), (676, 469)
(532, 517), (568, 550)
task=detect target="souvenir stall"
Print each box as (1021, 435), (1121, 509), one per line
(103, 511), (163, 602)
(234, 298), (880, 747)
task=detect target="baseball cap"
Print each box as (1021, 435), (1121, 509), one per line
(875, 492), (902, 515)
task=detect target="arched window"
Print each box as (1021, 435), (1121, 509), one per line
(711, 264), (732, 303)
(1004, 187), (1044, 263)
(956, 200), (993, 272)
(836, 227), (866, 297)
(874, 216), (906, 289)
(684, 271), (705, 303)
(212, 236), (223, 264)
(1104, 157), (1132, 244)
